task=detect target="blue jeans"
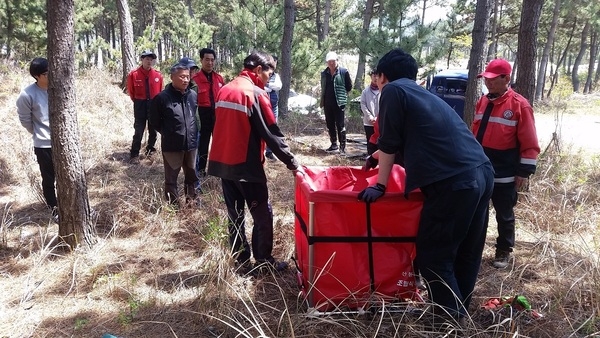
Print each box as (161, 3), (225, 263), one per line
(416, 162), (494, 318)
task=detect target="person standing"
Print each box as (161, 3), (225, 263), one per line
(178, 57), (200, 93)
(320, 51), (352, 154)
(149, 64), (199, 206)
(264, 55), (282, 160)
(192, 48), (225, 178)
(360, 70), (379, 155)
(127, 50), (163, 163)
(473, 59), (540, 269)
(359, 48), (494, 324)
(207, 51), (301, 273)
(16, 57), (58, 220)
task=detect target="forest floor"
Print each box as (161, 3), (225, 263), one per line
(1, 69), (600, 338)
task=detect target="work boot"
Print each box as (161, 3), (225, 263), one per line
(493, 249), (511, 269)
(326, 144), (339, 152)
(339, 143), (346, 154)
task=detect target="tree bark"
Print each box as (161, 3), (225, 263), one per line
(572, 21), (590, 93)
(116, 0), (136, 89)
(354, 0), (375, 92)
(278, 0), (295, 118)
(464, 0), (491, 127)
(486, 0), (499, 60)
(583, 29), (598, 94)
(595, 44), (600, 88)
(535, 0), (561, 102)
(547, 19), (576, 98)
(47, 0), (96, 249)
(514, 0), (544, 104)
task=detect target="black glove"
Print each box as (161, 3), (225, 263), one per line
(358, 183), (386, 203)
(362, 155), (379, 171)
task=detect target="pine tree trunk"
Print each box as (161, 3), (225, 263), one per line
(116, 0), (136, 89)
(572, 21), (590, 93)
(515, 0), (544, 104)
(535, 0), (561, 102)
(279, 0), (295, 118)
(464, 0), (491, 127)
(354, 0), (375, 92)
(47, 0), (96, 249)
(583, 30), (598, 94)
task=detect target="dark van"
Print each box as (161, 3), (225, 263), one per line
(428, 69), (469, 118)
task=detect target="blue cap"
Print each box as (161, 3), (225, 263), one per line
(179, 57), (198, 69)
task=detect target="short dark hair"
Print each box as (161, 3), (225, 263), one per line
(243, 51), (274, 71)
(200, 48), (216, 59)
(29, 57), (48, 78)
(375, 48), (418, 81)
(170, 63), (190, 75)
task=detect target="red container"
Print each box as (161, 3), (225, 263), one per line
(294, 165), (423, 311)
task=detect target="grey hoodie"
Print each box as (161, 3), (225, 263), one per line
(16, 83), (51, 148)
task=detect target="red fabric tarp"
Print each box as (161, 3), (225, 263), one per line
(294, 165), (424, 311)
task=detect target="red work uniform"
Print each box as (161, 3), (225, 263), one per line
(472, 87), (540, 254)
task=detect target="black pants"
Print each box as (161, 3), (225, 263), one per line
(417, 162), (494, 318)
(196, 107), (215, 176)
(34, 147), (57, 210)
(131, 100), (157, 157)
(221, 179), (273, 264)
(324, 103), (346, 146)
(491, 183), (518, 252)
(364, 125), (377, 155)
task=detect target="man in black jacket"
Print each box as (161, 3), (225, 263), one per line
(149, 63), (199, 205)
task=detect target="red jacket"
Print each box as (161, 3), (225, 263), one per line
(127, 66), (163, 101)
(192, 70), (225, 107)
(207, 70), (298, 183)
(472, 88), (540, 182)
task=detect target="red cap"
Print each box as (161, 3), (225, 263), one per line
(478, 59), (511, 78)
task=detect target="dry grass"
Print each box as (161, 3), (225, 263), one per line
(0, 67), (599, 337)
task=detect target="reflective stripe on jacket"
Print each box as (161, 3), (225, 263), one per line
(208, 70), (298, 183)
(472, 88), (540, 182)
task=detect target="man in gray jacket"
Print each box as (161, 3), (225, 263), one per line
(16, 57), (58, 220)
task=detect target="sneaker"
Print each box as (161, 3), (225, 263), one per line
(325, 144), (339, 152)
(265, 152), (276, 161)
(492, 249), (511, 269)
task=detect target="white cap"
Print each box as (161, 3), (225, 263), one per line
(325, 51), (338, 62)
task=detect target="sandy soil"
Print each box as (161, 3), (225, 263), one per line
(535, 112), (600, 154)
